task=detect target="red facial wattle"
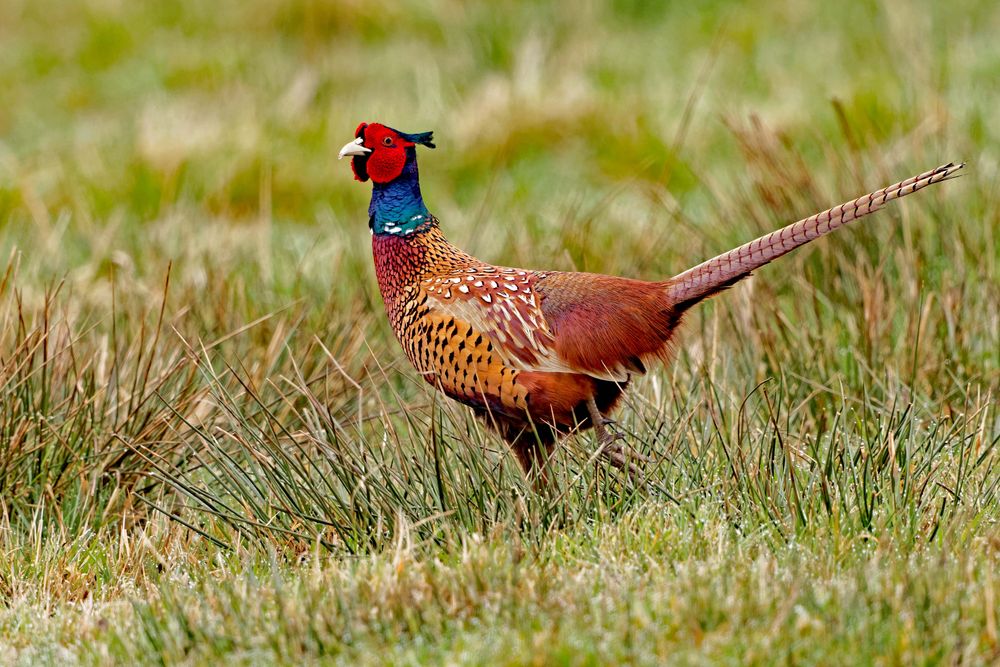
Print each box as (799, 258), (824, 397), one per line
(365, 144), (408, 183)
(351, 123), (414, 184)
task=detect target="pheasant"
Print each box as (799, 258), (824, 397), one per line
(339, 122), (962, 483)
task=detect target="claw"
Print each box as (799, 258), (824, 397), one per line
(585, 396), (649, 478)
(599, 445), (645, 478)
(595, 427), (651, 480)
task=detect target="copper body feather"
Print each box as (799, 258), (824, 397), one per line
(373, 225), (679, 471)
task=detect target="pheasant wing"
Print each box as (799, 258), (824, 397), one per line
(422, 266), (569, 369)
(423, 267), (678, 382)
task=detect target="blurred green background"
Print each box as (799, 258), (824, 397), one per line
(3, 0), (996, 394)
(3, 0), (996, 280)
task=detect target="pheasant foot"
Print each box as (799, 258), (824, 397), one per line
(586, 398), (649, 478)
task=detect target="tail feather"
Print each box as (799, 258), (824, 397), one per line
(665, 162), (965, 310)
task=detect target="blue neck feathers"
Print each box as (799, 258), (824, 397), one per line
(368, 148), (432, 236)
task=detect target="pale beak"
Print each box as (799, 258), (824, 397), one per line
(338, 137), (371, 160)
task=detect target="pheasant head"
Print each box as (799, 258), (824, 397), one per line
(339, 123), (437, 236)
(339, 122), (435, 183)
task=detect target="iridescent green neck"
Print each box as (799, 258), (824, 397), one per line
(368, 148), (432, 236)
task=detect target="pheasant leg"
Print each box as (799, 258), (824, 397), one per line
(586, 398), (648, 476)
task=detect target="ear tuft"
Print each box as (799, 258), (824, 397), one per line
(399, 130), (435, 149)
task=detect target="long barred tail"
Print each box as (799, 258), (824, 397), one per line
(665, 162), (965, 310)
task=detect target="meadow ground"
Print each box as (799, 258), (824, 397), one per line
(1, 0), (998, 664)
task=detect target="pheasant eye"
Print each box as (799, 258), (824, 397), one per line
(382, 136), (393, 146)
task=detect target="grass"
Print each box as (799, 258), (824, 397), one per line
(1, 0), (998, 663)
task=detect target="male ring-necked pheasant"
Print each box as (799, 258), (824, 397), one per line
(340, 122), (962, 483)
